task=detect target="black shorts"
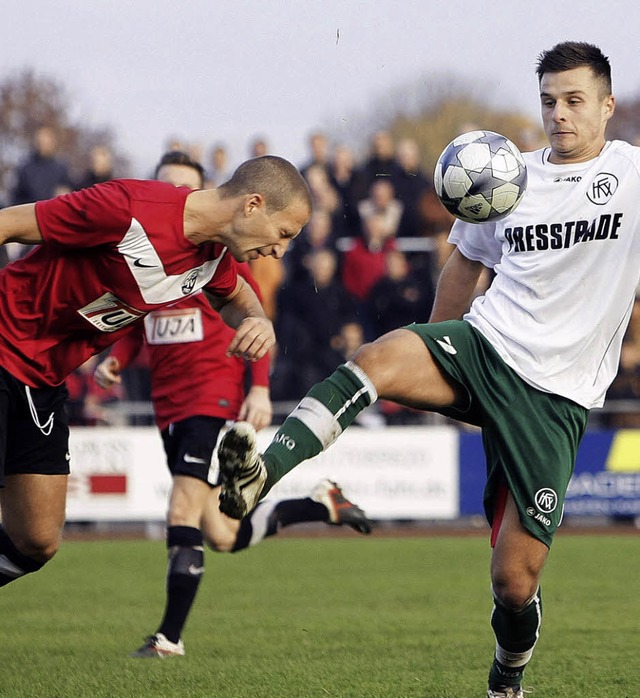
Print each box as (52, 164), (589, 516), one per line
(160, 415), (226, 484)
(0, 367), (70, 487)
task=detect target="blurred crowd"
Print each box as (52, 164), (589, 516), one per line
(2, 125), (637, 428)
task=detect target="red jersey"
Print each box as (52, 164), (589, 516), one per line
(110, 266), (269, 431)
(0, 180), (237, 387)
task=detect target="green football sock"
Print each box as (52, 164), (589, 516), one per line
(262, 361), (377, 493)
(489, 588), (542, 688)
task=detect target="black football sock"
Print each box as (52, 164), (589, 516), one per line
(489, 588), (542, 688)
(231, 498), (328, 552)
(157, 526), (204, 644)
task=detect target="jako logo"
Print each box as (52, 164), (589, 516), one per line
(274, 433), (296, 450)
(534, 488), (558, 513)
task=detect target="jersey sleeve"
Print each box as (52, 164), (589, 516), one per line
(448, 218), (502, 268)
(35, 180), (132, 248)
(109, 324), (144, 370)
(249, 352), (270, 388)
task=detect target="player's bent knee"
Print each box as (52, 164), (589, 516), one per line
(203, 527), (237, 553)
(492, 573), (539, 611)
(16, 534), (61, 563)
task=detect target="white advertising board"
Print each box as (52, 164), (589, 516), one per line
(65, 425), (459, 521)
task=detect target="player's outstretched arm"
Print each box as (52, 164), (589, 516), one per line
(0, 204), (44, 245)
(237, 385), (272, 431)
(429, 248), (485, 322)
(206, 278), (275, 362)
(94, 356), (122, 389)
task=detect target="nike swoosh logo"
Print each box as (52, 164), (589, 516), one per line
(133, 259), (156, 268)
(188, 564), (205, 575)
(184, 454), (208, 464)
(436, 335), (458, 355)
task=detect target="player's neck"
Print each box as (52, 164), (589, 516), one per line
(183, 189), (231, 245)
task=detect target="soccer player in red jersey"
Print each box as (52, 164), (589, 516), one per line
(0, 152), (312, 593)
(95, 152), (372, 658)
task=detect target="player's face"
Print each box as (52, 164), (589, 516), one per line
(539, 66), (614, 164)
(156, 164), (202, 190)
(229, 196), (310, 262)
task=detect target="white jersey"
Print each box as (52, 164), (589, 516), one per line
(449, 140), (640, 409)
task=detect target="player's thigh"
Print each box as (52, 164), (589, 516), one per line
(0, 473), (68, 558)
(167, 475), (212, 528)
(353, 328), (461, 409)
(490, 492), (548, 608)
(200, 485), (240, 552)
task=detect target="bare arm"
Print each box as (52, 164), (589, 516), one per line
(205, 276), (274, 362)
(0, 204), (44, 245)
(429, 247), (485, 322)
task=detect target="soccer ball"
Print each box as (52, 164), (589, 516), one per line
(434, 130), (527, 223)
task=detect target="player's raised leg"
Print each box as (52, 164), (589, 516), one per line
(0, 473), (68, 586)
(218, 327), (460, 518)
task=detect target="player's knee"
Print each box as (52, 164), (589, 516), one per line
(202, 526), (237, 553)
(12, 530), (61, 563)
(492, 570), (539, 610)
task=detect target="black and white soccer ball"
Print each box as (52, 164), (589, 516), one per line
(434, 130), (527, 224)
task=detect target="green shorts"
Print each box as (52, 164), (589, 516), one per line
(406, 320), (589, 547)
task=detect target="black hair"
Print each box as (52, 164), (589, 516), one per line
(536, 41), (611, 94)
(154, 150), (205, 188)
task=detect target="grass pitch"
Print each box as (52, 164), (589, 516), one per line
(0, 532), (638, 697)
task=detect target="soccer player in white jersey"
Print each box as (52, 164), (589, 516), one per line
(0, 155), (311, 602)
(217, 42), (637, 697)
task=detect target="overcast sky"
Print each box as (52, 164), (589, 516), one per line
(4, 0), (639, 175)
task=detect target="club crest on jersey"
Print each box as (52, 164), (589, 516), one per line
(587, 172), (618, 205)
(181, 270), (199, 295)
(77, 292), (145, 332)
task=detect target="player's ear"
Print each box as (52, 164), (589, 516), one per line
(245, 193), (265, 216)
(604, 94), (615, 121)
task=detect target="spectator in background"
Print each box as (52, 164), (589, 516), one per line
(274, 248), (357, 400)
(329, 143), (359, 236)
(353, 130), (402, 201)
(341, 213), (397, 340)
(394, 138), (431, 239)
(368, 249), (434, 337)
(249, 136), (269, 158)
(74, 145), (115, 190)
(204, 143), (232, 188)
(357, 178), (403, 241)
(603, 293), (640, 428)
(304, 163), (340, 219)
(300, 131), (331, 179)
(286, 208), (338, 285)
(11, 126), (72, 205)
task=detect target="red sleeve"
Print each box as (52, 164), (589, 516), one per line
(35, 180), (132, 248)
(109, 324), (144, 369)
(202, 249), (239, 298)
(249, 353), (270, 388)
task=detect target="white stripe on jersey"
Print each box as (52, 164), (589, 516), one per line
(449, 140), (640, 409)
(117, 217), (227, 304)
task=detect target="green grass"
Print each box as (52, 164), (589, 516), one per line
(0, 534), (638, 697)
